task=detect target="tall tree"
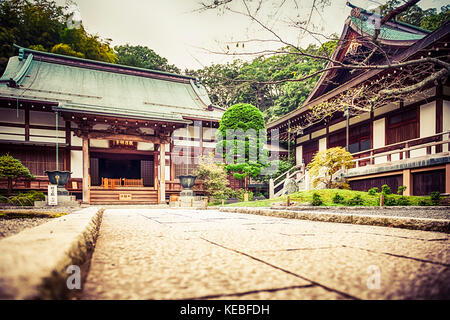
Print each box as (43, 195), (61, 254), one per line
(0, 0), (117, 73)
(114, 44), (180, 73)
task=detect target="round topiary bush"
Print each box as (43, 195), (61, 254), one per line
(218, 103), (265, 133)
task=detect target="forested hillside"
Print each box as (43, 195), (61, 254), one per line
(0, 0), (448, 122)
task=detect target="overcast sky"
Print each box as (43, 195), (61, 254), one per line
(55, 0), (448, 70)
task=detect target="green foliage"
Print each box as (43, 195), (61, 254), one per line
(114, 44), (180, 73)
(236, 189), (253, 202)
(186, 41), (338, 122)
(396, 196), (410, 206)
(381, 184), (392, 195)
(397, 185), (407, 195)
(368, 187), (379, 196)
(195, 153), (230, 200)
(430, 191), (441, 205)
(7, 191), (44, 206)
(418, 199), (432, 206)
(384, 196), (397, 206)
(217, 104), (267, 188)
(50, 43), (84, 58)
(332, 192), (345, 204)
(223, 189), (432, 207)
(0, 0), (117, 73)
(311, 192), (323, 206)
(0, 154), (34, 194)
(347, 194), (364, 206)
(307, 147), (354, 188)
(254, 157), (294, 183)
(378, 1), (449, 31)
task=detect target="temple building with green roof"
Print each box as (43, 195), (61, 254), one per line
(268, 2), (450, 197)
(0, 45), (225, 204)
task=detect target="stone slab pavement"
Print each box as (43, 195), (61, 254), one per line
(81, 209), (450, 300)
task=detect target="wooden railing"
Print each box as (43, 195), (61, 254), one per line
(269, 164), (306, 198)
(350, 131), (450, 168)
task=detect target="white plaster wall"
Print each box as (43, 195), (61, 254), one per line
(0, 108), (24, 124)
(173, 139), (200, 147)
(311, 128), (326, 139)
(137, 142), (154, 151)
(374, 102), (400, 118)
(329, 120), (346, 133)
(90, 139), (109, 148)
(296, 145), (303, 166)
(71, 132), (82, 147)
(29, 128), (65, 138)
(297, 135), (310, 144)
(0, 124), (25, 141)
(71, 150), (83, 178)
(349, 112), (370, 126)
(0, 126), (24, 134)
(203, 127), (218, 140)
(443, 100), (450, 152)
(411, 101), (436, 158)
(29, 128), (65, 144)
(202, 141), (217, 148)
(373, 118), (387, 164)
(319, 137), (327, 151)
(29, 136), (65, 143)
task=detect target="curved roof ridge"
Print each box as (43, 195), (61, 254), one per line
(13, 44), (196, 82)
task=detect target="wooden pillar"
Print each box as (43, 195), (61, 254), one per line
(82, 136), (90, 203)
(402, 169), (412, 196)
(446, 163), (450, 195)
(160, 142), (166, 203)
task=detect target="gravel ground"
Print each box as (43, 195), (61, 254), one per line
(0, 217), (53, 238)
(291, 208), (450, 220)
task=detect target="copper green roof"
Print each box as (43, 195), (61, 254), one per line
(349, 16), (426, 41)
(0, 47), (223, 122)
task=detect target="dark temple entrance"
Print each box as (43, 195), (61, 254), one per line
(90, 152), (154, 187)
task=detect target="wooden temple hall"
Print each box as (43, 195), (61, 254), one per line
(268, 3), (450, 196)
(0, 45), (225, 204)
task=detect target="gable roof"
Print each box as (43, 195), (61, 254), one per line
(302, 2), (429, 105)
(0, 45), (223, 123)
(267, 18), (449, 132)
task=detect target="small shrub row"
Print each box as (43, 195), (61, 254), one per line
(0, 191), (45, 206)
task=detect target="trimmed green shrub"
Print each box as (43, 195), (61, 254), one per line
(311, 192), (323, 206)
(430, 191), (441, 205)
(396, 196), (410, 206)
(418, 199), (432, 206)
(347, 194), (364, 206)
(368, 187), (379, 196)
(332, 192), (345, 204)
(384, 196), (397, 206)
(381, 184), (391, 195)
(397, 185), (407, 195)
(236, 189), (253, 202)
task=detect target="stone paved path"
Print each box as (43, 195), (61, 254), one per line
(81, 209), (450, 300)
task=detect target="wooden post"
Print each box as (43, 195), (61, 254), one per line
(82, 137), (89, 203)
(269, 178), (274, 199)
(402, 169), (412, 196)
(379, 193), (384, 207)
(446, 163), (450, 195)
(160, 142), (166, 204)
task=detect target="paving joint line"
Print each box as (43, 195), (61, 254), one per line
(341, 245), (450, 267)
(185, 284), (317, 300)
(200, 237), (360, 300)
